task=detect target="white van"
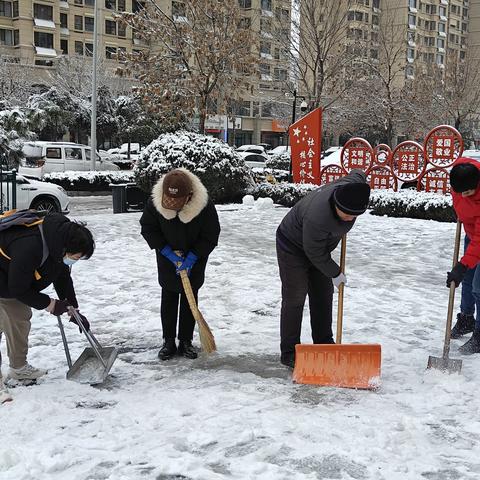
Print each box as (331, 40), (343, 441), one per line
(21, 141), (120, 175)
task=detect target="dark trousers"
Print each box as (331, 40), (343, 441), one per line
(161, 288), (198, 341)
(277, 241), (334, 355)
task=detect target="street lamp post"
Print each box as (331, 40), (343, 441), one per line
(90, 0), (99, 170)
(287, 89), (308, 181)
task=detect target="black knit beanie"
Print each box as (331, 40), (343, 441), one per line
(450, 163), (480, 193)
(333, 183), (371, 215)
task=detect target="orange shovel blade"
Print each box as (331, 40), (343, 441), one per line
(292, 344), (382, 390)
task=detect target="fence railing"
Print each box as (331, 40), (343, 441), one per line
(0, 165), (17, 213)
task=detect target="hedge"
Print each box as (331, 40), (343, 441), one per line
(43, 171), (135, 191)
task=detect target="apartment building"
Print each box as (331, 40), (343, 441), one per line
(0, 0), (292, 147)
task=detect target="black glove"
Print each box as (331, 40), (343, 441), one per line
(446, 262), (468, 288)
(52, 299), (70, 316)
(69, 312), (90, 333)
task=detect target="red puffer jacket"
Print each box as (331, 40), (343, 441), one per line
(451, 157), (480, 268)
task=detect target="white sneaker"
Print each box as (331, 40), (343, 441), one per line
(0, 376), (12, 404)
(8, 363), (48, 381)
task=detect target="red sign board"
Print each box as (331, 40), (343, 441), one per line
(391, 141), (426, 182)
(367, 165), (398, 191)
(373, 144), (392, 167)
(418, 167), (450, 194)
(320, 164), (347, 184)
(341, 138), (374, 172)
(424, 125), (463, 168)
(289, 108), (322, 184)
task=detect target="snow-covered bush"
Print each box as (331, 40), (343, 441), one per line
(134, 131), (253, 203)
(249, 182), (317, 207)
(369, 190), (455, 222)
(265, 152), (290, 171)
(250, 167), (289, 184)
(43, 171), (135, 191)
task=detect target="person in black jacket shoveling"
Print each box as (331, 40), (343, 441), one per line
(0, 213), (94, 399)
(276, 170), (371, 368)
(140, 168), (220, 361)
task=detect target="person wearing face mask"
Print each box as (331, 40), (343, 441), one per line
(447, 158), (480, 354)
(0, 213), (94, 394)
(140, 168), (220, 361)
(276, 170), (371, 368)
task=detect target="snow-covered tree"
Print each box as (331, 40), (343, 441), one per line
(134, 130), (253, 202)
(118, 0), (257, 133)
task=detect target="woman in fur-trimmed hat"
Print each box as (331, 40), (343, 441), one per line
(140, 168), (220, 360)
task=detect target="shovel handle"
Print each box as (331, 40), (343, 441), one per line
(68, 307), (107, 369)
(336, 235), (347, 344)
(443, 220), (463, 359)
(57, 316), (72, 368)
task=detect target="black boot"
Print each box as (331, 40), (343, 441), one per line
(451, 313), (475, 339)
(178, 340), (198, 359)
(280, 352), (295, 368)
(158, 338), (177, 360)
(459, 328), (480, 355)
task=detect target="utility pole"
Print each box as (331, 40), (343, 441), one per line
(90, 0), (99, 170)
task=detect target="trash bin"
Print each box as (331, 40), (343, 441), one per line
(110, 184), (128, 214)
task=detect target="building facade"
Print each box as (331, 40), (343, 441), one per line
(0, 0), (293, 147)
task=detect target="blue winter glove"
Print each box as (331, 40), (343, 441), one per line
(160, 245), (184, 266)
(176, 251), (198, 276)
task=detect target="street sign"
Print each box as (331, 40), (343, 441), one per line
(424, 125), (463, 168)
(341, 138), (374, 172)
(391, 141), (426, 182)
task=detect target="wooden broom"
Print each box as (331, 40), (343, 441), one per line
(174, 251), (216, 353)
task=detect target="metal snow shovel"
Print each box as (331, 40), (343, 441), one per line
(427, 220), (463, 374)
(57, 309), (118, 385)
(293, 235), (382, 389)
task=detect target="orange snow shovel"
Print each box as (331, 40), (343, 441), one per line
(292, 235), (381, 389)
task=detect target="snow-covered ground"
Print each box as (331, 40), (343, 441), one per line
(1, 197), (480, 480)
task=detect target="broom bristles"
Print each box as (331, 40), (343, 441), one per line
(180, 270), (216, 354)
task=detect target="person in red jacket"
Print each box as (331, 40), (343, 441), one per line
(447, 157), (480, 354)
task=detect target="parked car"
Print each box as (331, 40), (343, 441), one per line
(21, 141), (120, 176)
(236, 144), (267, 155)
(1, 172), (69, 213)
(268, 145), (291, 156)
(237, 151), (269, 168)
(321, 146), (342, 159)
(99, 149), (134, 170)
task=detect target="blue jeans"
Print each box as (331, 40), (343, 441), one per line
(460, 236), (480, 329)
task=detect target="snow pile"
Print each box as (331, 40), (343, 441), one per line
(242, 195), (274, 209)
(370, 189), (455, 222)
(134, 130), (253, 203)
(265, 152), (290, 171)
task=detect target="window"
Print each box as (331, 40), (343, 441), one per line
(407, 48), (415, 60)
(260, 63), (270, 75)
(260, 41), (271, 55)
(85, 0), (94, 5)
(408, 0), (416, 8)
(407, 31), (415, 44)
(273, 68), (287, 81)
(105, 0), (115, 9)
(105, 19), (116, 35)
(423, 36), (434, 46)
(35, 59), (53, 66)
(370, 49), (378, 59)
(405, 65), (414, 78)
(85, 16), (94, 32)
(372, 15), (379, 25)
(172, 1), (186, 18)
(74, 0), (83, 5)
(60, 13), (68, 28)
(0, 1), (12, 17)
(85, 42), (93, 56)
(132, 0), (145, 12)
(261, 0), (271, 11)
(425, 4), (436, 14)
(439, 6), (447, 18)
(46, 148), (61, 159)
(34, 31), (53, 48)
(425, 20), (436, 31)
(74, 15), (83, 31)
(408, 14), (416, 27)
(437, 38), (445, 49)
(373, 0), (379, 8)
(438, 22), (446, 34)
(238, 0), (251, 8)
(106, 46), (117, 59)
(75, 40), (84, 55)
(33, 3), (53, 20)
(60, 39), (68, 54)
(118, 22), (126, 37)
(260, 18), (272, 33)
(65, 147), (83, 161)
(436, 53), (444, 65)
(0, 28), (14, 45)
(261, 102), (273, 118)
(117, 0), (125, 11)
(238, 17), (251, 29)
(371, 31), (378, 42)
(234, 101), (251, 116)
